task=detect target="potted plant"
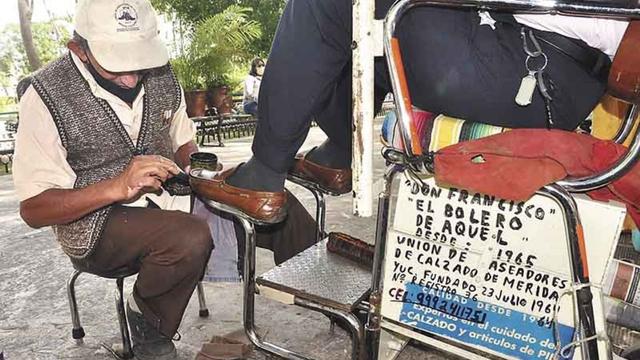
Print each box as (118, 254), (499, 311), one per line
(172, 55), (208, 117)
(173, 6), (261, 117)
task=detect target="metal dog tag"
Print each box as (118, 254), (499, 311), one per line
(515, 73), (537, 106)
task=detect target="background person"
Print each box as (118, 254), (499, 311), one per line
(242, 58), (265, 116)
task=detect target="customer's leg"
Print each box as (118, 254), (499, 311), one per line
(396, 8), (606, 130)
(228, 0), (353, 192)
(81, 205), (213, 338)
(307, 64), (353, 169)
(234, 193), (318, 265)
(305, 57), (394, 170)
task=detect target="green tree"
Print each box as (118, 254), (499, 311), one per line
(172, 5), (262, 89)
(0, 20), (70, 82)
(0, 52), (13, 97)
(17, 0), (41, 71)
(243, 0), (285, 55)
(151, 0), (285, 56)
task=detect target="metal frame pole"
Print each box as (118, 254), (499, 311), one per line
(67, 270), (85, 342)
(539, 185), (602, 359)
(311, 189), (327, 242)
(366, 164), (403, 360)
(295, 298), (366, 360)
(352, 0), (376, 217)
(198, 196), (312, 360)
(238, 217), (312, 360)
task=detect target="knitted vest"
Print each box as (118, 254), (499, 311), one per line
(30, 53), (185, 258)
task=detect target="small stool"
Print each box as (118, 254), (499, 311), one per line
(66, 263), (209, 359)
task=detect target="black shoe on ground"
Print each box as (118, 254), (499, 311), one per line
(126, 302), (178, 360)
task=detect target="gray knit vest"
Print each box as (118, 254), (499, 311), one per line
(30, 53), (186, 258)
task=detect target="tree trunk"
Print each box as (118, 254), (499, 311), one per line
(17, 0), (42, 71)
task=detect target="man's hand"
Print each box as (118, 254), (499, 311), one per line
(19, 155), (182, 228)
(113, 155), (181, 202)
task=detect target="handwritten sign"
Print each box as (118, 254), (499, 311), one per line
(381, 175), (625, 359)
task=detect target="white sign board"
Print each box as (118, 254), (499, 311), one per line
(381, 175), (626, 359)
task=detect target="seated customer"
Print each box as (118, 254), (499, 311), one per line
(191, 0), (629, 222)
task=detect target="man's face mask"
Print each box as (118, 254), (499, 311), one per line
(84, 53), (146, 104)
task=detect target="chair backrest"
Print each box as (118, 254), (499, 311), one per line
(608, 21), (640, 104)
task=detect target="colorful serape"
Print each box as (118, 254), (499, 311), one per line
(381, 107), (436, 151)
(428, 115), (507, 152)
(381, 109), (508, 152)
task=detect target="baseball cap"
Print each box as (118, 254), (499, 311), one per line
(74, 0), (169, 72)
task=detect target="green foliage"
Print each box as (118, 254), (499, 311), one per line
(0, 97), (17, 113)
(243, 0), (286, 56)
(171, 56), (204, 90)
(226, 63), (248, 94)
(172, 5), (262, 89)
(151, 0), (285, 56)
(151, 0), (226, 21)
(0, 20), (70, 83)
(0, 53), (12, 95)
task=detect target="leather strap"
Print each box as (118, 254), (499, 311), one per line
(534, 31), (611, 83)
(490, 12), (611, 83)
(608, 21), (640, 104)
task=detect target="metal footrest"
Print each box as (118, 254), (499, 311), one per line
(287, 174), (345, 197)
(257, 239), (371, 312)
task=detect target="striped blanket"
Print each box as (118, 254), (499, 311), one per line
(381, 108), (509, 152)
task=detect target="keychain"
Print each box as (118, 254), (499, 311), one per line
(515, 28), (555, 128)
(515, 68), (538, 106)
(515, 53), (548, 106)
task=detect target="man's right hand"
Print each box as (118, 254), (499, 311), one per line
(112, 155), (181, 202)
(19, 155), (181, 228)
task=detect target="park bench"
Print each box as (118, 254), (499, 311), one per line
(0, 111), (18, 174)
(192, 113), (257, 147)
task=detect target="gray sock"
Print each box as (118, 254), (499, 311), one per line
(227, 156), (286, 192)
(306, 139), (351, 169)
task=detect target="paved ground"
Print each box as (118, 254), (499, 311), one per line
(0, 126), (449, 359)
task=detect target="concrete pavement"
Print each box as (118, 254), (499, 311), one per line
(0, 126), (447, 360)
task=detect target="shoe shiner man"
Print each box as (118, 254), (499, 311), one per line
(13, 0), (213, 358)
(190, 0), (628, 222)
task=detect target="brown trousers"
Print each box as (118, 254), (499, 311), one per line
(76, 193), (317, 338)
(76, 205), (213, 337)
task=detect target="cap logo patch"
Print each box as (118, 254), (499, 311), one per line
(115, 3), (139, 32)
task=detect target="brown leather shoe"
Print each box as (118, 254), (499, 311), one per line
(289, 151), (352, 195)
(190, 167), (287, 224)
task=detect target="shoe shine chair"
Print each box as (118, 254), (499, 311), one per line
(286, 172), (336, 243)
(363, 1), (640, 360)
(194, 1), (640, 360)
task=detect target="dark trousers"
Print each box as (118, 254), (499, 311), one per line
(243, 101), (259, 117)
(74, 205), (213, 337)
(252, 0), (607, 173)
(234, 191), (319, 268)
